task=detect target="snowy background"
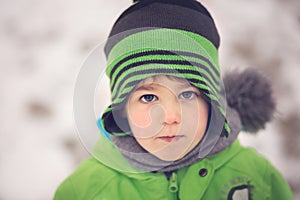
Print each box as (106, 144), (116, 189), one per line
(0, 0), (299, 199)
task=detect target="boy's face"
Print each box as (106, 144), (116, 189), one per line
(125, 75), (209, 161)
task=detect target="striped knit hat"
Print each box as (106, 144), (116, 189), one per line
(101, 0), (230, 138)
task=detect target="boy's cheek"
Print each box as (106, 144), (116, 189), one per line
(125, 102), (151, 128)
(180, 104), (208, 132)
(127, 104), (164, 128)
(127, 105), (166, 138)
(128, 111), (152, 128)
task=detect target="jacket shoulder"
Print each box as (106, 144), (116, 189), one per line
(222, 143), (280, 182)
(215, 142), (293, 199)
(54, 157), (118, 200)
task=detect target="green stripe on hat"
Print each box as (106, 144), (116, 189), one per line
(107, 29), (219, 74)
(109, 53), (220, 87)
(110, 64), (220, 101)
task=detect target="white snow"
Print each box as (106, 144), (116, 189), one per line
(0, 0), (299, 199)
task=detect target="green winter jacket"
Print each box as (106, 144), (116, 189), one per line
(54, 132), (293, 200)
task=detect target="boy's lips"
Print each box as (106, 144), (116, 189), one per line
(157, 135), (184, 143)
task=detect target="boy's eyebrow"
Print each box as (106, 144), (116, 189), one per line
(178, 83), (195, 90)
(134, 85), (156, 92)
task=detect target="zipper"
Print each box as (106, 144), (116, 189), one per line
(169, 172), (178, 197)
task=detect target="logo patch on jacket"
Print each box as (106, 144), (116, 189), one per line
(228, 185), (250, 200)
(219, 177), (252, 200)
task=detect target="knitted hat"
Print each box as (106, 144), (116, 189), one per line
(101, 0), (230, 138)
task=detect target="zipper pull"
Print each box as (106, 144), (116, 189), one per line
(169, 172), (178, 193)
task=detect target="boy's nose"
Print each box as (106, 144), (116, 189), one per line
(162, 100), (181, 125)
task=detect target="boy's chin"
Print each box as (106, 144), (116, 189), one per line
(152, 150), (187, 162)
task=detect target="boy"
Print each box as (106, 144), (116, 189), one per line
(54, 0), (293, 199)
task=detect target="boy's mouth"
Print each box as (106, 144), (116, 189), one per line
(157, 135), (183, 143)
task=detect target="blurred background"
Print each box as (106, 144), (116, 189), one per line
(0, 0), (299, 199)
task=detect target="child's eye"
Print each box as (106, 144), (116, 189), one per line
(179, 91), (198, 99)
(140, 94), (158, 103)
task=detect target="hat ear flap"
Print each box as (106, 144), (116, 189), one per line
(101, 106), (131, 136)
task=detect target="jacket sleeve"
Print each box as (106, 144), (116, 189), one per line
(53, 179), (78, 200)
(267, 162), (294, 200)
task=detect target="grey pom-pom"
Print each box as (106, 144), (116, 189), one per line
(223, 68), (276, 133)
